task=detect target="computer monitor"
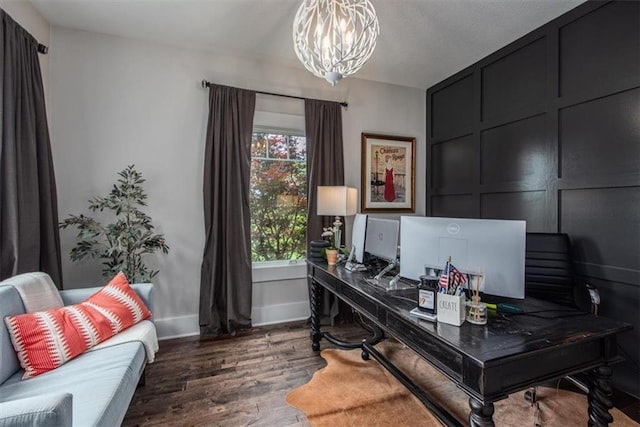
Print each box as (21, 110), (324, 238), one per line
(365, 217), (400, 263)
(351, 213), (368, 263)
(399, 216), (526, 299)
(364, 217), (401, 283)
(345, 214), (368, 271)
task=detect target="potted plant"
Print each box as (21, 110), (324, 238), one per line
(321, 224), (340, 265)
(59, 165), (169, 282)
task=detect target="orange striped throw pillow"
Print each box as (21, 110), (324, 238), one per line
(82, 272), (152, 335)
(4, 272), (151, 379)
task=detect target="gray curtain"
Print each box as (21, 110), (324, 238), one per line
(305, 99), (345, 248)
(199, 83), (256, 337)
(305, 99), (350, 325)
(0, 10), (62, 287)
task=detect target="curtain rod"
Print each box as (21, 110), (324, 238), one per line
(201, 80), (347, 108)
(1, 9), (47, 53)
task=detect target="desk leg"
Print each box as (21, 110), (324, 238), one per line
(587, 365), (614, 427)
(310, 278), (322, 351)
(469, 398), (494, 427)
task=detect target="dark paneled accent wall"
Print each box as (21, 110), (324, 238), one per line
(426, 1), (639, 397)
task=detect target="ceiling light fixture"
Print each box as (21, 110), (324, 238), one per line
(293, 0), (380, 86)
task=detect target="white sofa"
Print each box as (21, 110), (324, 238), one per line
(0, 272), (157, 426)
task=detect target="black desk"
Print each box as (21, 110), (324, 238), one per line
(307, 261), (632, 427)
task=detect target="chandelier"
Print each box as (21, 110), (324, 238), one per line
(293, 0), (380, 86)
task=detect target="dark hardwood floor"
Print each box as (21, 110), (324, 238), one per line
(123, 321), (365, 426)
(123, 320), (639, 426)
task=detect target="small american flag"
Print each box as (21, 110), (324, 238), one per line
(439, 262), (450, 290)
(450, 264), (467, 288)
(439, 261), (467, 294)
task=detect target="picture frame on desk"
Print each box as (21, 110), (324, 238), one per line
(361, 133), (416, 213)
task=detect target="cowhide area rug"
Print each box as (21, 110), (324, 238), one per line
(286, 341), (638, 427)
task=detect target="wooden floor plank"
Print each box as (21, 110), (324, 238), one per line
(123, 321), (363, 426)
(123, 320), (639, 426)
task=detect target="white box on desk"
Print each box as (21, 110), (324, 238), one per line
(437, 293), (466, 326)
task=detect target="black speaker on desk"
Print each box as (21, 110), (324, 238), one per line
(309, 240), (330, 262)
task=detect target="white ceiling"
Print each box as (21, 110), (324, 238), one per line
(30, 0), (585, 89)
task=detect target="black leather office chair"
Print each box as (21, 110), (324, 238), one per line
(525, 232), (600, 315)
(524, 232), (600, 400)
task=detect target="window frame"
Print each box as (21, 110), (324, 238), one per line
(249, 125), (308, 266)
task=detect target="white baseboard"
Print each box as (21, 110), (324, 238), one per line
(155, 301), (311, 340)
(155, 314), (199, 340)
(252, 301), (310, 326)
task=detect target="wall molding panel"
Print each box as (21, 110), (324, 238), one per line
(426, 0), (639, 397)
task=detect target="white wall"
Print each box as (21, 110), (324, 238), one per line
(343, 80), (427, 218)
(48, 27), (426, 338)
(251, 262), (309, 327)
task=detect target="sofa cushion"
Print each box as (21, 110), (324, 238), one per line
(4, 272), (152, 378)
(0, 393), (73, 427)
(0, 341), (146, 427)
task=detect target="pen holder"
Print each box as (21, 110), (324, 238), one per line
(465, 300), (487, 325)
(437, 294), (466, 326)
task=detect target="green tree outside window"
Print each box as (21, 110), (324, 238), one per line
(250, 132), (307, 262)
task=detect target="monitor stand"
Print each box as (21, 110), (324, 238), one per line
(345, 261), (367, 272)
(366, 259), (411, 291)
(374, 259), (398, 281)
(365, 274), (413, 291)
(344, 245), (367, 272)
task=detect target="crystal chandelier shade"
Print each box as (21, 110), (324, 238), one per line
(293, 0), (380, 86)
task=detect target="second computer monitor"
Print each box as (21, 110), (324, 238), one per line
(351, 213), (368, 263)
(365, 217), (400, 263)
(399, 216), (526, 299)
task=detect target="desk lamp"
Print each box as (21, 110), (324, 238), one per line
(317, 186), (358, 251)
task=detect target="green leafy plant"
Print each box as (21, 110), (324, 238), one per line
(59, 165), (169, 282)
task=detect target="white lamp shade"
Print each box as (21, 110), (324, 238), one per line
(317, 186), (357, 216)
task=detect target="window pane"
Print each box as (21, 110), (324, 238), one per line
(289, 135), (307, 160)
(268, 134), (289, 159)
(252, 133), (267, 158)
(250, 132), (307, 262)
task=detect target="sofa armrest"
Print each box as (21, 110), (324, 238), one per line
(0, 393), (72, 427)
(60, 283), (155, 320)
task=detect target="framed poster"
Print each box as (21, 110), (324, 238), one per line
(361, 133), (415, 213)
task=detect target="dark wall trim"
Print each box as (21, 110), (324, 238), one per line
(425, 0), (639, 397)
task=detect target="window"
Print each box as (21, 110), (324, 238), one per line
(250, 131), (307, 262)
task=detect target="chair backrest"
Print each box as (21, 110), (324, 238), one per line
(525, 232), (577, 308)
